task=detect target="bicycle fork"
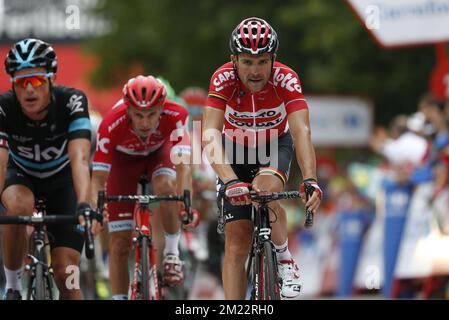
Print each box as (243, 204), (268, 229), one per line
(131, 234), (160, 300)
(25, 226), (53, 300)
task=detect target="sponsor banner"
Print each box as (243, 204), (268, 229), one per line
(346, 0), (449, 48)
(338, 209), (374, 297)
(382, 179), (413, 298)
(395, 183), (434, 278)
(292, 213), (339, 297)
(354, 193), (385, 291)
(307, 96), (373, 147)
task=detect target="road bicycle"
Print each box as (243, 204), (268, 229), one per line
(97, 175), (193, 300)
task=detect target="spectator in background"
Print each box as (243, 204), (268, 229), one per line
(370, 114), (428, 180)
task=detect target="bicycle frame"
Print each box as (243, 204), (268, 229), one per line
(26, 214), (54, 300)
(247, 199), (280, 300)
(130, 176), (160, 300)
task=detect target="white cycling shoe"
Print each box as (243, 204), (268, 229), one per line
(278, 259), (302, 299)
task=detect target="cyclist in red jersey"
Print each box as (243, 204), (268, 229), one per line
(90, 75), (198, 300)
(202, 17), (323, 299)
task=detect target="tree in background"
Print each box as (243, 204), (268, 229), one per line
(86, 0), (437, 125)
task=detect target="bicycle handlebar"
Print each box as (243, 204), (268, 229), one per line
(0, 211), (100, 259)
(249, 190), (314, 228)
(0, 214), (78, 225)
(303, 185), (315, 228)
(97, 189), (193, 225)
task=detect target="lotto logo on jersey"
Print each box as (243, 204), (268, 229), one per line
(225, 105), (286, 129)
(272, 68), (302, 94)
(213, 70), (235, 92)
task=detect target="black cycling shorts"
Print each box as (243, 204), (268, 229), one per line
(217, 132), (294, 226)
(1, 161), (84, 253)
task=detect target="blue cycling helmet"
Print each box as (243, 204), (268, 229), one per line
(5, 38), (57, 75)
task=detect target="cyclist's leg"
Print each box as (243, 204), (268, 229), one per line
(148, 144), (183, 286)
(50, 248), (82, 299)
(217, 170), (254, 299)
(108, 231), (132, 299)
(43, 179), (84, 300)
(106, 152), (147, 299)
(222, 219), (252, 299)
(1, 164), (35, 298)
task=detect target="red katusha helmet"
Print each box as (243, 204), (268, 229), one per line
(179, 87), (207, 107)
(123, 75), (167, 110)
(229, 17), (279, 55)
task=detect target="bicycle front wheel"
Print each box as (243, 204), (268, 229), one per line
(262, 241), (280, 300)
(34, 262), (46, 300)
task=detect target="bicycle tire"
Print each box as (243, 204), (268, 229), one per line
(34, 262), (46, 300)
(140, 236), (150, 300)
(262, 241), (280, 300)
(249, 249), (263, 300)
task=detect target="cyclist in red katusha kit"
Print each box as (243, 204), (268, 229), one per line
(90, 75), (198, 300)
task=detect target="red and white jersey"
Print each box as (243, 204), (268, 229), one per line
(93, 99), (191, 172)
(206, 61), (308, 147)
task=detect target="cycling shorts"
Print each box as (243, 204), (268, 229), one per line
(106, 142), (176, 233)
(2, 161), (84, 253)
(217, 132), (293, 226)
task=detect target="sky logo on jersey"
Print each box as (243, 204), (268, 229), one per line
(213, 70), (235, 92)
(272, 68), (302, 94)
(17, 140), (67, 161)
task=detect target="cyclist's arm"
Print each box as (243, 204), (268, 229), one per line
(287, 109), (317, 181)
(90, 170), (109, 210)
(0, 147), (9, 194)
(202, 106), (237, 183)
(68, 138), (91, 204)
(176, 161), (192, 196)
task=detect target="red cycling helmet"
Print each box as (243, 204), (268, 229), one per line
(123, 75), (167, 110)
(230, 17), (279, 55)
(179, 87), (207, 107)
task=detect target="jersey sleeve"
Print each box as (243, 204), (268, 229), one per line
(66, 90), (92, 141)
(92, 116), (115, 172)
(206, 66), (236, 110)
(274, 67), (309, 114)
(0, 103), (9, 150)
